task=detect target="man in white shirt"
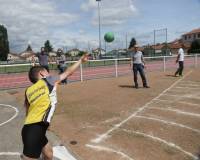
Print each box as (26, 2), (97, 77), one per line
(175, 44), (184, 77)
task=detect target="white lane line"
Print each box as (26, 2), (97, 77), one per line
(162, 94), (200, 100)
(179, 101), (200, 107)
(149, 107), (200, 118)
(153, 99), (174, 103)
(100, 117), (121, 124)
(0, 152), (20, 156)
(179, 84), (200, 87)
(122, 129), (198, 160)
(53, 146), (77, 160)
(168, 89), (200, 94)
(180, 82), (200, 87)
(175, 86), (200, 90)
(154, 99), (200, 107)
(166, 90), (187, 93)
(91, 71), (192, 143)
(86, 144), (135, 160)
(181, 80), (200, 84)
(135, 115), (200, 134)
(0, 104), (19, 127)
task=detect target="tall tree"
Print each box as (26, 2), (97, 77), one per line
(26, 44), (32, 52)
(188, 39), (200, 54)
(44, 40), (53, 53)
(0, 25), (9, 61)
(128, 37), (137, 49)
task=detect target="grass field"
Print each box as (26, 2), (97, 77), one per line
(0, 59), (128, 74)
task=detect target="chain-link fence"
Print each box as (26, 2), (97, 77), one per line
(0, 54), (199, 90)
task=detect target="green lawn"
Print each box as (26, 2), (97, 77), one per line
(0, 59), (131, 74)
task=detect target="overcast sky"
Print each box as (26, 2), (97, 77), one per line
(0, 0), (200, 53)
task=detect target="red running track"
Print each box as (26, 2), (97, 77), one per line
(0, 57), (197, 90)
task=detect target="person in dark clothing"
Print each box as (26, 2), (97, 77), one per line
(56, 49), (67, 84)
(37, 47), (49, 72)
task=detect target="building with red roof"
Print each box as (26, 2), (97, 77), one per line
(182, 28), (200, 43)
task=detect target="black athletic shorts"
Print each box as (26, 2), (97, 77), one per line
(21, 122), (49, 158)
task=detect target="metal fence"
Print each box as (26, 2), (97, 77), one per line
(0, 54), (199, 90)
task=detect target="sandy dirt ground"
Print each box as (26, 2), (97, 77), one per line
(9, 68), (200, 160)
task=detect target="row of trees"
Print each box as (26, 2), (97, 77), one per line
(26, 40), (53, 53)
(1, 25), (200, 61)
(0, 25), (9, 61)
(188, 39), (200, 54)
(0, 24), (54, 61)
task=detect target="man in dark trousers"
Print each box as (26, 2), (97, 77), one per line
(37, 47), (50, 72)
(130, 44), (150, 89)
(175, 44), (184, 77)
(56, 48), (67, 84)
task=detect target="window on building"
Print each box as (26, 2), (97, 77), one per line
(198, 33), (200, 38)
(188, 35), (191, 39)
(194, 34), (196, 39)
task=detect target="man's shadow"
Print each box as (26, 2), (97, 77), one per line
(119, 85), (134, 88)
(166, 74), (177, 77)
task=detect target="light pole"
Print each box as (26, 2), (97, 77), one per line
(96, 0), (102, 57)
(153, 28), (168, 56)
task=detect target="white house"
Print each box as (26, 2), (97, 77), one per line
(7, 53), (22, 61)
(182, 28), (200, 43)
(67, 49), (80, 57)
(49, 51), (57, 57)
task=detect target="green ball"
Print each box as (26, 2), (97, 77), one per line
(104, 32), (115, 43)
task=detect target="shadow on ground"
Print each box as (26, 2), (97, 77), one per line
(118, 85), (134, 88)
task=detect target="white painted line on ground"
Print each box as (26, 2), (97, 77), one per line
(149, 107), (200, 118)
(179, 101), (200, 107)
(162, 94), (186, 98)
(175, 86), (200, 90)
(150, 101), (200, 112)
(0, 146), (78, 160)
(179, 84), (200, 87)
(166, 90), (199, 95)
(0, 104), (19, 127)
(91, 71), (192, 143)
(53, 146), (77, 160)
(86, 144), (135, 160)
(122, 129), (198, 160)
(181, 80), (200, 84)
(166, 90), (185, 93)
(100, 117), (121, 124)
(135, 115), (200, 134)
(0, 152), (20, 156)
(154, 99), (200, 107)
(153, 99), (174, 103)
(162, 93), (200, 100)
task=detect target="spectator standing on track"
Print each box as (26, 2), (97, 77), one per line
(129, 39), (149, 89)
(174, 44), (184, 77)
(56, 48), (67, 84)
(36, 47), (50, 72)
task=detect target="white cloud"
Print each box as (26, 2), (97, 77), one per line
(81, 0), (97, 12)
(0, 0), (80, 52)
(81, 0), (138, 26)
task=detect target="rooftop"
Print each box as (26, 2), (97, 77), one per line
(182, 28), (200, 35)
